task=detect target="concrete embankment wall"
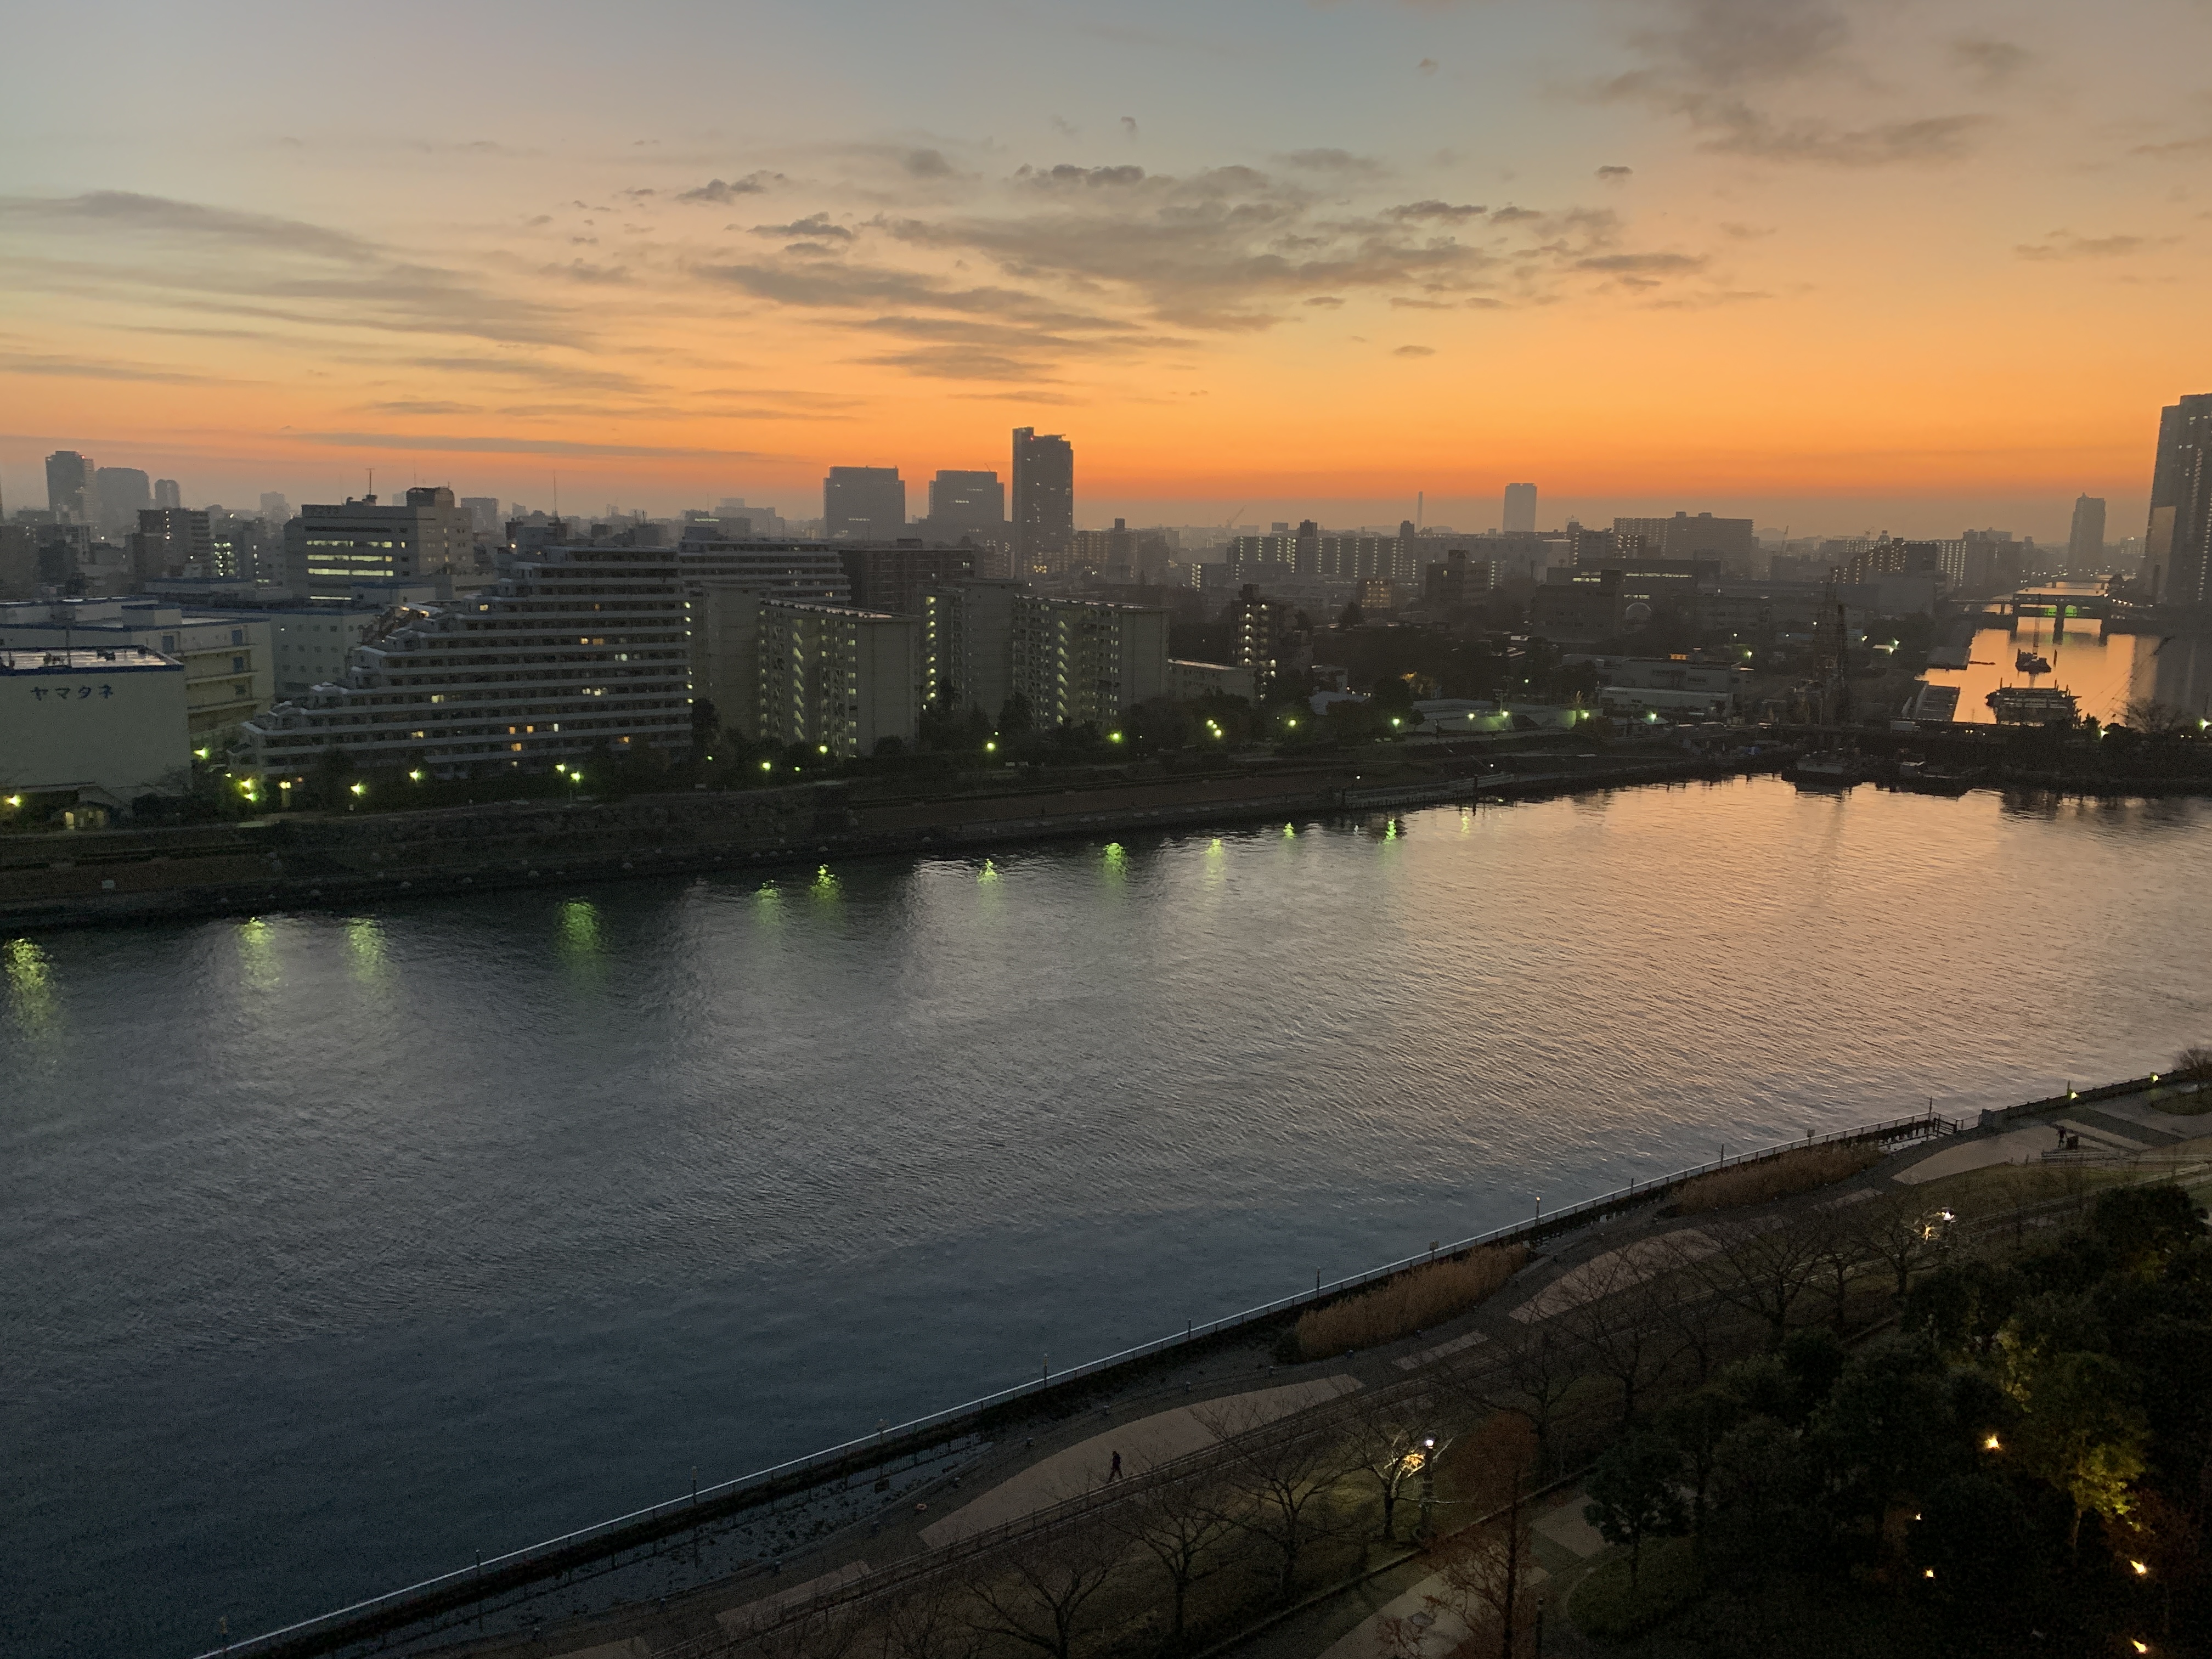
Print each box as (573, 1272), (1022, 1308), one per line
(0, 752), (1755, 931)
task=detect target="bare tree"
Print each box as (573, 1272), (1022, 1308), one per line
(1111, 1471), (1238, 1650)
(1678, 1220), (1828, 1346)
(724, 1600), (865, 1659)
(1420, 1416), (1542, 1659)
(2125, 698), (2195, 738)
(959, 1522), (1128, 1659)
(1451, 1322), (1583, 1480)
(1853, 1191), (1953, 1302)
(1807, 1209), (1876, 1334)
(1559, 1254), (1669, 1429)
(1649, 1272), (1729, 1386)
(1344, 1383), (1449, 1543)
(1203, 1407), (1351, 1601)
(877, 1578), (982, 1659)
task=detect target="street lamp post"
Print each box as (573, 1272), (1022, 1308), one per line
(1418, 1436), (1437, 1539)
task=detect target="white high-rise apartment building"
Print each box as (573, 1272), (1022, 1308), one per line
(241, 544), (690, 776)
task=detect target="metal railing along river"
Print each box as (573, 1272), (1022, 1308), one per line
(196, 1103), (1966, 1659)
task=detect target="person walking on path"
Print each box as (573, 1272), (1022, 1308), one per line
(1107, 1451), (1123, 1482)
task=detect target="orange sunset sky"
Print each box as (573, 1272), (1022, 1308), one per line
(4, 0), (2210, 540)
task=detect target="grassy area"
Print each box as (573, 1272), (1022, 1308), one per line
(1570, 1532), (1703, 1640)
(1293, 1244), (1529, 1361)
(1672, 1143), (1882, 1214)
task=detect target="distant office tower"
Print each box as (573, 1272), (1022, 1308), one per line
(1012, 428), (1074, 575)
(131, 508), (215, 583)
(927, 470), (1006, 528)
(2146, 394), (2212, 604)
(1503, 483), (1538, 534)
(823, 466), (906, 539)
(259, 492), (290, 523)
(1613, 511), (1756, 573)
(283, 486), (473, 600)
(46, 452), (94, 522)
(460, 496), (502, 535)
(2066, 494), (2107, 571)
(153, 478), (182, 510)
(94, 467), (153, 533)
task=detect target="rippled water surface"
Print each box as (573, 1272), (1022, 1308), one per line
(8, 778), (2212, 1656)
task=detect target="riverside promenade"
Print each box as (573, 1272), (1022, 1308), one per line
(219, 1074), (2211, 1659)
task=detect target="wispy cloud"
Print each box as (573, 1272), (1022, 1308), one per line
(300, 431), (787, 460)
(2013, 230), (2164, 261)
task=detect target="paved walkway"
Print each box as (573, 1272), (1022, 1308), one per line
(1896, 1088), (2211, 1184)
(917, 1374), (1361, 1547)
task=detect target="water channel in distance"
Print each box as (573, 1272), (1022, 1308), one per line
(7, 775), (2212, 1657)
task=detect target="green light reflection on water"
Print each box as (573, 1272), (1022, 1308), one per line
(559, 899), (602, 957)
(3, 936), (55, 1031)
(346, 917), (388, 981)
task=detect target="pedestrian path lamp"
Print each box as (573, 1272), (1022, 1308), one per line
(1417, 1436), (1438, 1533)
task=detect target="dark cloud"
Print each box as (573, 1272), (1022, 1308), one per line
(0, 195), (576, 345)
(1019, 165), (1148, 189)
(1701, 111), (1988, 166)
(361, 400), (481, 415)
(2013, 230), (2159, 261)
(752, 215), (854, 241)
(1304, 296), (1346, 307)
(854, 347), (1062, 383)
(1951, 37), (2031, 88)
(905, 149), (956, 178)
(0, 190), (373, 259)
(1121, 116), (1139, 139)
(1596, 165), (1634, 179)
(1576, 251), (1707, 273)
(541, 261), (633, 284)
(675, 172), (785, 204)
(1277, 149), (1386, 175)
(1393, 345), (1435, 357)
(410, 355), (644, 393)
(1600, 0), (1989, 167)
(1386, 200), (1486, 222)
(1417, 58), (1440, 75)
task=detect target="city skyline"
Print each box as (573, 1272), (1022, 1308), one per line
(6, 0), (2210, 541)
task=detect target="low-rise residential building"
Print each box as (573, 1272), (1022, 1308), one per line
(0, 599), (272, 748)
(240, 544), (690, 777)
(1170, 659), (1256, 701)
(0, 646), (188, 811)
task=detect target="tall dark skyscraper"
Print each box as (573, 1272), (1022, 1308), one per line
(823, 466), (905, 540)
(2147, 394), (2212, 605)
(2065, 493), (2106, 571)
(1011, 427), (1073, 574)
(1502, 482), (1538, 534)
(46, 450), (93, 522)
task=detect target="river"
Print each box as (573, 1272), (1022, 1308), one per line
(6, 776), (2210, 1657)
